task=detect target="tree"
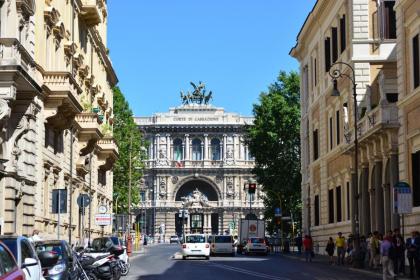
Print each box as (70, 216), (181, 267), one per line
(245, 71), (301, 233)
(113, 87), (147, 214)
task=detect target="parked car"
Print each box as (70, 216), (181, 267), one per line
(169, 236), (180, 244)
(0, 241), (25, 280)
(181, 234), (210, 260)
(208, 235), (235, 256)
(34, 240), (77, 280)
(0, 236), (43, 280)
(244, 237), (268, 255)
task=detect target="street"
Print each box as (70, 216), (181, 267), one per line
(127, 244), (382, 280)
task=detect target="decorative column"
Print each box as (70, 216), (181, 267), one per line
(153, 135), (158, 160)
(184, 134), (190, 160)
(374, 161), (384, 234)
(233, 134), (238, 160)
(204, 134), (208, 160)
(223, 134), (227, 160)
(360, 167), (370, 236)
(239, 136), (244, 160)
(155, 134), (160, 159)
(389, 153), (399, 229)
(166, 134), (171, 159)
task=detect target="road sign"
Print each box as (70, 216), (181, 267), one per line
(274, 207), (282, 217)
(393, 182), (412, 214)
(77, 194), (91, 208)
(98, 205), (108, 214)
(95, 214), (112, 226)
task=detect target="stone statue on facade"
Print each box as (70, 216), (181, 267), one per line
(184, 188), (210, 207)
(180, 81), (213, 105)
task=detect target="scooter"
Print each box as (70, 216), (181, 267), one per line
(76, 249), (121, 280)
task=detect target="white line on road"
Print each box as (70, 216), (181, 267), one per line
(208, 262), (291, 280)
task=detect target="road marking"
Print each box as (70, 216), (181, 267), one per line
(208, 262), (291, 280)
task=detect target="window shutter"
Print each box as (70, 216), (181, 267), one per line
(413, 34), (420, 89)
(332, 27), (338, 62)
(324, 37), (331, 72)
(340, 15), (346, 53)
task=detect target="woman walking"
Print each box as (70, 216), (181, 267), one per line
(303, 235), (313, 262)
(325, 237), (335, 265)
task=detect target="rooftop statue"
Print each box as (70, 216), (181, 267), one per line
(180, 81), (213, 105)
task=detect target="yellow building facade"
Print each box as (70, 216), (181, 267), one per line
(0, 0), (118, 244)
(291, 0), (406, 249)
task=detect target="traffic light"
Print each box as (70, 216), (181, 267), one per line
(248, 183), (256, 194)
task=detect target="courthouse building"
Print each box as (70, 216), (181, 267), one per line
(135, 86), (264, 238)
(291, 0), (420, 249)
(0, 0), (118, 241)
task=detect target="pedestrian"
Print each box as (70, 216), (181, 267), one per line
(295, 234), (302, 254)
(325, 237), (335, 265)
(360, 236), (368, 264)
(370, 231), (380, 269)
(346, 234), (354, 265)
(406, 230), (420, 278)
(335, 232), (346, 265)
(381, 235), (396, 280)
(303, 235), (313, 262)
(393, 228), (405, 276)
(29, 229), (42, 243)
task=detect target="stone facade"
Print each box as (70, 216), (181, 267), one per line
(135, 103), (264, 239)
(291, 0), (403, 249)
(395, 0), (420, 233)
(0, 0), (118, 243)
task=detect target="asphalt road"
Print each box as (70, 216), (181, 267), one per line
(126, 244), (382, 280)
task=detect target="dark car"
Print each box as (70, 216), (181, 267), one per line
(34, 240), (77, 280)
(0, 241), (25, 280)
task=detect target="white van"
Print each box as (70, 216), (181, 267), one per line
(209, 235), (235, 256)
(181, 234), (210, 260)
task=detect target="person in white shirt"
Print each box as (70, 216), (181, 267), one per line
(29, 230), (42, 242)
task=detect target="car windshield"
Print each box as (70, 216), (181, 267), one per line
(1, 239), (17, 259)
(185, 235), (206, 243)
(251, 238), (264, 244)
(35, 244), (63, 260)
(215, 236), (232, 243)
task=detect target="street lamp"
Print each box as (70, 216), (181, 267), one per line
(181, 197), (187, 242)
(329, 61), (362, 268)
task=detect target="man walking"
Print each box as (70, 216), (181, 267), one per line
(406, 231), (420, 278)
(336, 232), (346, 265)
(370, 231), (380, 269)
(393, 228), (405, 276)
(381, 235), (396, 280)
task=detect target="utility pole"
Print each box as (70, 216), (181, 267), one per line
(127, 134), (133, 255)
(88, 152), (92, 247)
(68, 127), (74, 245)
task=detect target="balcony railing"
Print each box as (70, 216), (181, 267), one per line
(343, 102), (399, 144)
(80, 0), (102, 26)
(135, 200), (264, 209)
(144, 159), (254, 168)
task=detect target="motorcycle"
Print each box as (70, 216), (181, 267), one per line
(76, 246), (123, 280)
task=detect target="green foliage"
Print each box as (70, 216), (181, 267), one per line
(245, 71), (301, 233)
(113, 87), (147, 214)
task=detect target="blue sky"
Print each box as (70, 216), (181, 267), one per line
(107, 0), (316, 117)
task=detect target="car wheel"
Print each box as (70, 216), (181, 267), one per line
(231, 253), (235, 257)
(182, 256), (187, 260)
(205, 256), (210, 260)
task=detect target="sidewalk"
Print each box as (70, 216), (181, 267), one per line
(277, 251), (411, 280)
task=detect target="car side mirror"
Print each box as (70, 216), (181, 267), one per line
(23, 257), (38, 268)
(38, 251), (59, 267)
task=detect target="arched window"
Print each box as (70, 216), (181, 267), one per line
(173, 139), (183, 161)
(210, 138), (221, 160)
(191, 138), (202, 160)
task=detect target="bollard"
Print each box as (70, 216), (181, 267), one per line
(127, 235), (132, 257)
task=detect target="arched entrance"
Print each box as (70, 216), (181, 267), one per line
(174, 179), (220, 235)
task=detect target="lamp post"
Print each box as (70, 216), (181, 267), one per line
(181, 197), (186, 241)
(329, 61), (362, 268)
